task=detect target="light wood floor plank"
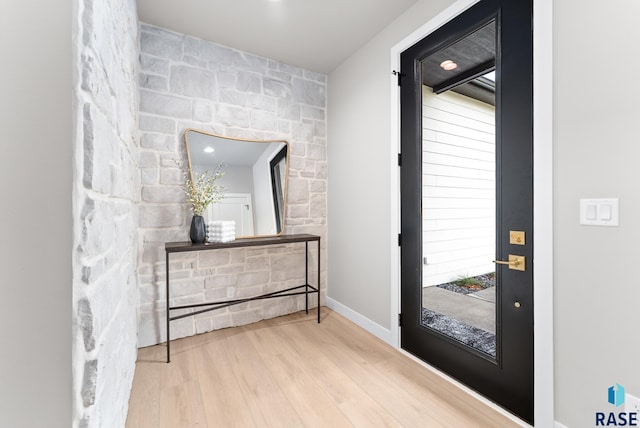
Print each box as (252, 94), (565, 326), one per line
(192, 336), (256, 427)
(262, 316), (404, 427)
(126, 309), (521, 428)
(222, 326), (306, 427)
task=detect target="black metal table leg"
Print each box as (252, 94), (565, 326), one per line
(317, 237), (321, 323)
(166, 252), (170, 363)
(305, 241), (309, 314)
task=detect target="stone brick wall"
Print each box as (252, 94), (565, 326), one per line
(137, 23), (328, 347)
(72, 0), (139, 427)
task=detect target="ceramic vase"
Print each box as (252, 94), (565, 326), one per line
(189, 214), (206, 244)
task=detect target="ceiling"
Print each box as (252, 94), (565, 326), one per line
(137, 0), (419, 74)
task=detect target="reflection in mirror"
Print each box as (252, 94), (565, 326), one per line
(420, 20), (497, 358)
(184, 129), (289, 237)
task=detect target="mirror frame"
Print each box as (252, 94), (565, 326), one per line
(183, 128), (290, 238)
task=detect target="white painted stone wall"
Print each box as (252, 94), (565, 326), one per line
(72, 0), (139, 427)
(137, 23), (327, 347)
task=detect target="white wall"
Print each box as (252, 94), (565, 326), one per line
(0, 1), (72, 427)
(422, 87), (496, 286)
(330, 0), (640, 426)
(553, 1), (640, 426)
(327, 0), (457, 331)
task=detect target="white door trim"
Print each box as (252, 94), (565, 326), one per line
(389, 0), (554, 425)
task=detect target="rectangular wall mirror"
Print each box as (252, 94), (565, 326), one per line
(184, 129), (289, 238)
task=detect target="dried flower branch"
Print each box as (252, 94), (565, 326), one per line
(184, 163), (226, 216)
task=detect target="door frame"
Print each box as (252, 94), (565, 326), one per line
(389, 0), (553, 425)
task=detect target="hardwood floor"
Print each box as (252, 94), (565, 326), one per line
(126, 309), (522, 427)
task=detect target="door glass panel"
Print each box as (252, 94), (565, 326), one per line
(420, 21), (497, 358)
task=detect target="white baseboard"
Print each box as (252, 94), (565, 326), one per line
(326, 297), (394, 346)
(554, 423), (568, 428)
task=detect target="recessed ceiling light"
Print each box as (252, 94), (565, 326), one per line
(440, 60), (458, 71)
(204, 147), (214, 153)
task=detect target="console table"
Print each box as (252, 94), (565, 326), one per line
(164, 234), (321, 363)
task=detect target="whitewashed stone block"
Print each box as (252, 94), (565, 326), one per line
(251, 110), (277, 131)
(140, 90), (191, 118)
(170, 278), (205, 299)
(141, 133), (177, 151)
(140, 54), (170, 75)
(277, 100), (301, 120)
(292, 78), (326, 107)
(267, 70), (292, 82)
(278, 120), (291, 134)
(219, 88), (247, 106)
(231, 308), (263, 326)
(316, 162), (328, 179)
(236, 271), (270, 287)
(270, 254), (306, 281)
(292, 121), (313, 141)
(314, 120), (327, 138)
(140, 31), (182, 60)
(310, 193), (327, 218)
(229, 249), (246, 263)
(246, 94), (277, 112)
(198, 251), (230, 267)
(288, 204), (309, 218)
(170, 64), (216, 99)
(141, 186), (184, 203)
(279, 63), (304, 77)
(307, 143), (326, 160)
(301, 105), (325, 120)
(196, 318), (212, 334)
(184, 55), (208, 68)
(233, 51), (268, 72)
(139, 115), (175, 134)
(83, 104), (114, 193)
(244, 255), (270, 271)
(217, 71), (236, 88)
(201, 42), (235, 65)
(160, 168), (183, 185)
(204, 288), (228, 300)
(309, 179), (326, 193)
(182, 35), (202, 58)
(139, 205), (183, 228)
(304, 69), (327, 83)
(139, 73), (168, 91)
(205, 274), (237, 289)
(215, 104), (250, 127)
(141, 169), (157, 185)
(288, 155), (307, 172)
(264, 77), (293, 99)
(287, 178), (310, 204)
(192, 100), (212, 122)
(78, 298), (95, 352)
(237, 71), (261, 93)
(139, 150), (159, 168)
(81, 360), (98, 407)
(213, 313), (233, 329)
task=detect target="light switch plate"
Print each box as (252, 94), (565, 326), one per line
(580, 198), (619, 226)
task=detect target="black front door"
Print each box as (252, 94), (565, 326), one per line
(399, 0), (533, 423)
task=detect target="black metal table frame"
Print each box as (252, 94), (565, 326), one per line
(165, 234), (321, 363)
